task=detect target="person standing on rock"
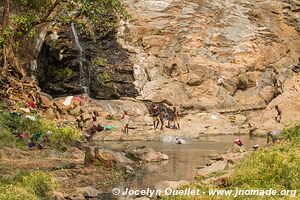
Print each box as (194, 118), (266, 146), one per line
(121, 110), (130, 135)
(173, 107), (180, 130)
(160, 108), (166, 131)
(217, 76), (225, 87)
(275, 105), (282, 123)
(92, 110), (99, 125)
(76, 110), (89, 131)
(151, 103), (160, 130)
(89, 110), (103, 140)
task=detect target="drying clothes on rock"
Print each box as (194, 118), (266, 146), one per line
(63, 96), (73, 106)
(25, 115), (36, 121)
(73, 96), (84, 106)
(28, 101), (36, 109)
(103, 125), (115, 131)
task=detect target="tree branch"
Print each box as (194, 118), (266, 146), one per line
(1, 0), (10, 35)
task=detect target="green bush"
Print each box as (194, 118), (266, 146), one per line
(40, 120), (81, 146)
(0, 171), (57, 200)
(102, 73), (112, 83)
(51, 66), (73, 79)
(0, 127), (21, 148)
(228, 144), (300, 191)
(280, 122), (300, 143)
(15, 171), (57, 200)
(0, 185), (39, 200)
(93, 56), (106, 67)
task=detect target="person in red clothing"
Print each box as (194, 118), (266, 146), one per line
(234, 138), (243, 146)
(28, 100), (36, 109)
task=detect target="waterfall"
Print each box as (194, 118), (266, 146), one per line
(70, 21), (89, 94)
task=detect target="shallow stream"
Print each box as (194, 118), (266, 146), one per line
(95, 135), (265, 199)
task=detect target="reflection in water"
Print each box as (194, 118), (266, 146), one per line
(95, 135), (265, 192)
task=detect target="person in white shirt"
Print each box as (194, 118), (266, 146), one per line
(217, 76), (225, 86)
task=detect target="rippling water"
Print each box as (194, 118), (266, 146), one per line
(95, 135), (265, 199)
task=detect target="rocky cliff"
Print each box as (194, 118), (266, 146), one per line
(110, 0), (300, 135)
(15, 0), (300, 137)
(120, 0), (300, 109)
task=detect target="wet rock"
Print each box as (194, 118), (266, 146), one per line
(226, 144), (246, 154)
(76, 186), (101, 198)
(125, 146), (169, 162)
(113, 152), (134, 164)
(196, 161), (229, 178)
(95, 149), (117, 168)
(84, 146), (136, 169)
(141, 151), (164, 162)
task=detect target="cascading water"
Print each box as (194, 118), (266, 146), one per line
(70, 21), (89, 94)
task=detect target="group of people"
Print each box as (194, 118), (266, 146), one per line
(232, 128), (281, 152)
(151, 103), (180, 131)
(117, 104), (181, 135)
(75, 110), (105, 140)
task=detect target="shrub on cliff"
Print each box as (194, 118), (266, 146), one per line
(280, 122), (300, 143)
(0, 185), (39, 200)
(15, 171), (57, 200)
(40, 120), (81, 147)
(0, 171), (57, 200)
(0, 127), (21, 148)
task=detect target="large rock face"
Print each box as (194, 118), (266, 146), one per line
(249, 75), (300, 135)
(118, 0), (300, 112)
(26, 0), (300, 136)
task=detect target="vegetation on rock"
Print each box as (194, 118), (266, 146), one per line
(0, 171), (56, 200)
